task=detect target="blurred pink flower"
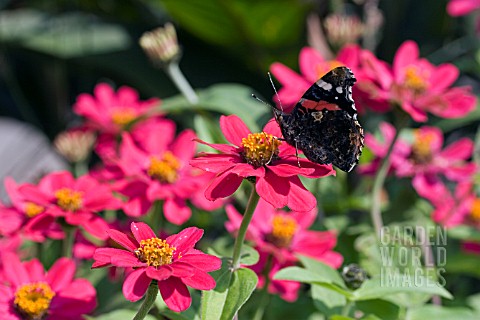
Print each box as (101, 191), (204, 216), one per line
(4, 178), (64, 242)
(12, 172), (122, 240)
(447, 0), (480, 16)
(114, 126), (210, 224)
(251, 252), (301, 302)
(0, 253), (96, 320)
(190, 115), (335, 212)
(361, 122), (476, 202)
(430, 181), (475, 227)
(92, 222), (221, 312)
(225, 199), (342, 267)
(73, 83), (160, 135)
(389, 41), (476, 122)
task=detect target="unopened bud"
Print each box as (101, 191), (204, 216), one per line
(139, 23), (181, 66)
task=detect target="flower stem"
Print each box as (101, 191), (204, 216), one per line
(253, 254), (273, 320)
(133, 281), (158, 320)
(148, 201), (163, 232)
(165, 62), (199, 105)
(62, 224), (75, 258)
(72, 161), (88, 178)
(342, 300), (354, 316)
(232, 187), (261, 269)
(370, 112), (409, 238)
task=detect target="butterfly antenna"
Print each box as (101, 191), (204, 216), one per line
(251, 94), (276, 111)
(268, 72), (283, 112)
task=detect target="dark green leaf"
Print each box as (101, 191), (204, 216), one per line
(355, 299), (400, 320)
(407, 305), (478, 320)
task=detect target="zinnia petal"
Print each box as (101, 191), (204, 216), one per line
(167, 227), (204, 257)
(159, 277), (192, 312)
(123, 269), (151, 302)
(131, 222), (157, 242)
(181, 269), (216, 290)
(220, 115), (251, 147)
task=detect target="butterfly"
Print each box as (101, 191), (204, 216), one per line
(272, 66), (364, 172)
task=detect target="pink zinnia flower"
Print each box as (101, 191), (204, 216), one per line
(0, 253), (96, 320)
(14, 171), (122, 240)
(190, 115), (335, 212)
(225, 199), (343, 267)
(92, 222), (221, 312)
(114, 127), (210, 224)
(430, 181), (475, 227)
(447, 0), (480, 16)
(4, 178), (64, 242)
(73, 83), (160, 135)
(389, 41), (476, 122)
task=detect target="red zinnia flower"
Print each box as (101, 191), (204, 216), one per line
(92, 222), (221, 312)
(190, 115), (334, 212)
(0, 253), (96, 320)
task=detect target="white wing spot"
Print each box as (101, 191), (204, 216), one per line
(336, 86), (343, 94)
(316, 80), (332, 91)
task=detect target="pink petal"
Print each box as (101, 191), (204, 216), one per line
(170, 262), (195, 277)
(81, 216), (110, 240)
(49, 278), (97, 317)
(107, 229), (138, 251)
(123, 269), (152, 302)
(131, 117), (176, 154)
(440, 138), (474, 160)
(447, 0), (480, 16)
(268, 162), (315, 177)
(287, 176), (317, 212)
(429, 63), (459, 92)
(255, 170), (289, 208)
(193, 139), (238, 154)
(205, 171), (243, 200)
(167, 227), (204, 258)
(24, 259), (45, 282)
(39, 171), (75, 195)
(299, 47), (327, 82)
(228, 163), (265, 178)
(190, 154), (240, 174)
(402, 101), (428, 122)
(263, 118), (283, 137)
(171, 129), (197, 163)
(119, 133), (149, 176)
(2, 252), (29, 287)
(159, 277), (191, 312)
(181, 269), (216, 290)
(393, 41), (419, 80)
(412, 174), (449, 205)
(179, 254), (222, 272)
(131, 222), (157, 242)
(220, 115), (251, 147)
(46, 258), (75, 292)
(146, 266), (173, 281)
(163, 197), (192, 225)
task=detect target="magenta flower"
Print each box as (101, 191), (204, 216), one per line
(113, 127), (210, 224)
(225, 198), (343, 267)
(430, 181), (475, 227)
(389, 41), (476, 122)
(447, 0), (480, 16)
(73, 83), (160, 135)
(11, 172), (122, 240)
(0, 253), (96, 320)
(190, 115), (335, 212)
(92, 222), (221, 312)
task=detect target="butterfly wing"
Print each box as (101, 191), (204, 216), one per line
(275, 66), (364, 172)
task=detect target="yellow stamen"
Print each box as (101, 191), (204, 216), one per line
(241, 132), (281, 168)
(147, 151), (181, 183)
(14, 282), (55, 320)
(266, 215), (298, 248)
(111, 108), (137, 127)
(471, 198), (480, 222)
(404, 66), (428, 93)
(135, 237), (176, 267)
(25, 202), (44, 218)
(410, 130), (435, 164)
(55, 188), (83, 212)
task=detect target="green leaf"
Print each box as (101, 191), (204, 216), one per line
(352, 274), (453, 301)
(274, 267), (353, 299)
(201, 267), (258, 320)
(85, 309), (156, 320)
(297, 255), (346, 287)
(311, 285), (346, 316)
(156, 289), (201, 320)
(355, 299), (400, 320)
(330, 316), (355, 320)
(238, 245), (260, 266)
(406, 305), (478, 320)
(162, 83), (269, 131)
(447, 225), (480, 241)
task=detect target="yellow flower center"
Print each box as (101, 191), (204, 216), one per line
(410, 130), (434, 164)
(135, 237), (176, 267)
(55, 188), (83, 212)
(25, 202), (44, 218)
(470, 198), (480, 222)
(14, 282), (55, 320)
(404, 66), (428, 93)
(316, 60), (344, 79)
(241, 132), (281, 168)
(111, 108), (137, 127)
(266, 215), (297, 248)
(147, 151), (181, 183)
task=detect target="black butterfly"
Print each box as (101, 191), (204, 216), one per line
(273, 66), (364, 172)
